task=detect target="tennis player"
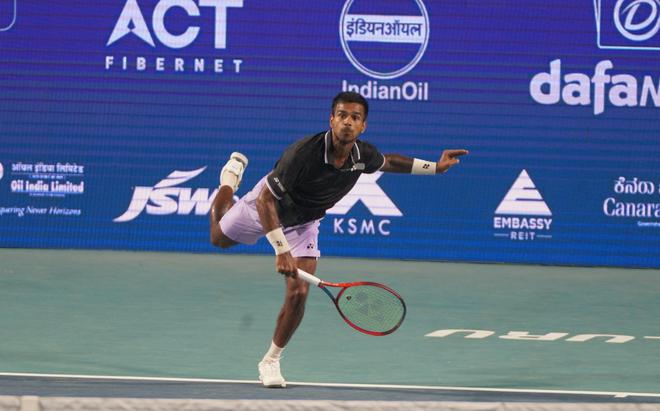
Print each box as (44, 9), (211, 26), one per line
(210, 91), (468, 388)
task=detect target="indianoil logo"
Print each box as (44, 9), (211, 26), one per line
(339, 0), (431, 101)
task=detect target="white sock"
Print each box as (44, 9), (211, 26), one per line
(262, 341), (284, 362)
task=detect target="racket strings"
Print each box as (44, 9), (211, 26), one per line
(337, 285), (405, 333)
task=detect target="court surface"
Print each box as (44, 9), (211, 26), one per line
(1, 248), (659, 405)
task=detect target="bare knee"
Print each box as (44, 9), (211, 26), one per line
(214, 237), (237, 249)
(210, 226), (237, 249)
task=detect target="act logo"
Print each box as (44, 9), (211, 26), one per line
(108, 0), (243, 49)
(327, 171), (402, 236)
(105, 0), (244, 74)
(114, 167), (218, 222)
(0, 0), (16, 31)
(339, 0), (430, 101)
(595, 0), (660, 50)
(493, 170), (553, 241)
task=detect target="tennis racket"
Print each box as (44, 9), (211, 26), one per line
(297, 269), (406, 336)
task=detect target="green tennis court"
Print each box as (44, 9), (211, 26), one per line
(1, 248), (659, 398)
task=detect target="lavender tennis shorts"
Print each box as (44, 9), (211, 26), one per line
(219, 176), (321, 258)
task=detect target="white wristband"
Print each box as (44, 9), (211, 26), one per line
(266, 227), (291, 255)
(412, 158), (436, 175)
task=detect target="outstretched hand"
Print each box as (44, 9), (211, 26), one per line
(436, 149), (469, 173)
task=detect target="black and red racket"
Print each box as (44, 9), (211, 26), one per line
(297, 269), (406, 336)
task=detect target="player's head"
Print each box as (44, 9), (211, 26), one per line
(331, 91), (369, 120)
(330, 92), (368, 145)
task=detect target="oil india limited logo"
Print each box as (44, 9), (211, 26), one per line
(339, 0), (430, 101)
(493, 170), (553, 241)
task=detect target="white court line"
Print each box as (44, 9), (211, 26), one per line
(1, 372), (660, 399)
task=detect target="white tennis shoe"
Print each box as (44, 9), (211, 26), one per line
(258, 359), (286, 388)
(219, 152), (248, 193)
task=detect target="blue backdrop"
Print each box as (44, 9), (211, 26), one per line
(1, 0), (659, 267)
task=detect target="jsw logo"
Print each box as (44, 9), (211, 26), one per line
(114, 167), (218, 222)
(107, 0), (243, 49)
(327, 172), (402, 236)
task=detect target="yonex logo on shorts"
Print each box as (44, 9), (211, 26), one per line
(339, 0), (430, 80)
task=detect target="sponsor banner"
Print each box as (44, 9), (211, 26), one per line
(1, 0), (659, 267)
(603, 176), (660, 227)
(0, 161), (85, 219)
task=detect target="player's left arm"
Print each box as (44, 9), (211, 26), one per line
(380, 149), (469, 174)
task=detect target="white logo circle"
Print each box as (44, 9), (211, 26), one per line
(614, 0), (660, 41)
(339, 0), (430, 80)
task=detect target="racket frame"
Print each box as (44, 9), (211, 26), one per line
(297, 269), (406, 336)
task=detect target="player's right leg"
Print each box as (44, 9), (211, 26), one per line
(210, 152), (248, 248)
(258, 221), (320, 388)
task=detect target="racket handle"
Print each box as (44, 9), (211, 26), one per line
(297, 269), (321, 286)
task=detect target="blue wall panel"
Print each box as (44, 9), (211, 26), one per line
(1, 0), (659, 267)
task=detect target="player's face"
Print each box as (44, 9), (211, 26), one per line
(330, 102), (367, 145)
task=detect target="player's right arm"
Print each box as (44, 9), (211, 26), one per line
(256, 186), (297, 277)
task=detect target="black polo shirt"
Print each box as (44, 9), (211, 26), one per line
(266, 130), (385, 227)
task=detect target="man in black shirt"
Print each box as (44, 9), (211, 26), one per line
(210, 91), (468, 388)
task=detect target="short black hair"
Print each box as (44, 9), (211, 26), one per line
(331, 91), (369, 119)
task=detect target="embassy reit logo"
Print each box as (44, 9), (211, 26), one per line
(493, 169), (553, 241)
(339, 0), (430, 101)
